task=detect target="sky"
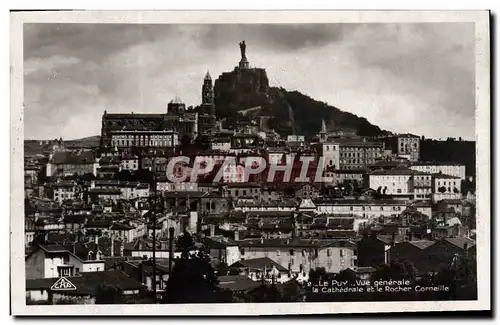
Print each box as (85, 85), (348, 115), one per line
(23, 23), (475, 140)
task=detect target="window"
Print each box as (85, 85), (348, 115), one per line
(327, 249), (331, 257)
(277, 250), (281, 256)
(58, 267), (71, 277)
(240, 248), (245, 255)
(301, 250), (306, 257)
(289, 249), (295, 256)
(75, 268), (80, 274)
(340, 249), (345, 257)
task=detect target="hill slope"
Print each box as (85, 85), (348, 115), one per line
(214, 67), (388, 137)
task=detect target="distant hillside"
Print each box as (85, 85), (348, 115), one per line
(67, 135), (101, 142)
(420, 138), (476, 177)
(214, 67), (388, 137)
(24, 135), (101, 156)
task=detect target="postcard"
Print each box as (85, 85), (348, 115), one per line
(10, 10), (490, 315)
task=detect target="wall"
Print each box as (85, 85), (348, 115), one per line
(369, 175), (413, 195)
(410, 164), (466, 180)
(25, 250), (45, 280)
(239, 245), (355, 275)
(319, 143), (340, 169)
(81, 261), (105, 272)
(225, 246), (241, 266)
(50, 163), (95, 176)
(315, 246), (356, 273)
(43, 252), (83, 278)
(433, 177), (462, 193)
(26, 290), (49, 303)
(316, 203), (407, 219)
(397, 137), (420, 161)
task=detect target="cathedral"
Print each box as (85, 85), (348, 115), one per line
(99, 71), (218, 151)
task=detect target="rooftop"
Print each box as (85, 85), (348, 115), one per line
(217, 275), (261, 292)
(51, 151), (95, 165)
(409, 240), (435, 250)
(230, 257), (288, 272)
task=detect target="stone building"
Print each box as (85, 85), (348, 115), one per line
(337, 138), (385, 170)
(384, 134), (421, 162)
(99, 97), (197, 151)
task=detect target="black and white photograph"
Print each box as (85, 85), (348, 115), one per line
(10, 10), (490, 315)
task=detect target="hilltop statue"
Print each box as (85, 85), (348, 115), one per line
(239, 40), (247, 60)
(238, 41), (249, 69)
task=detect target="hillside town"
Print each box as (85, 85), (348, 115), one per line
(24, 41), (477, 304)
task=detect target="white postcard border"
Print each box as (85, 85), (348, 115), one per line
(10, 10), (490, 315)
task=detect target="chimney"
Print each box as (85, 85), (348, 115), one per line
(234, 230), (240, 241)
(210, 224), (216, 237)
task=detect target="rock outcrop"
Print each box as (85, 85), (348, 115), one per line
(213, 66), (386, 137)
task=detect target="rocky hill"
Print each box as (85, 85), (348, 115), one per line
(214, 67), (388, 137)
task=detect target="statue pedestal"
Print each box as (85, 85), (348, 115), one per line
(239, 58), (249, 69)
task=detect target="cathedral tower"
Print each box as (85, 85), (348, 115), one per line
(202, 70), (215, 115)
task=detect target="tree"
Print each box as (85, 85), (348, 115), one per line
(433, 252), (477, 300)
(247, 284), (282, 302)
(163, 231), (226, 303)
(283, 185), (296, 197)
(280, 280), (304, 302)
(95, 284), (125, 304)
(308, 267), (327, 284)
(216, 261), (230, 276)
(175, 230), (196, 254)
(335, 269), (358, 283)
(371, 260), (416, 282)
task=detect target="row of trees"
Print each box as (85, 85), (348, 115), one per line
(306, 253), (477, 302)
